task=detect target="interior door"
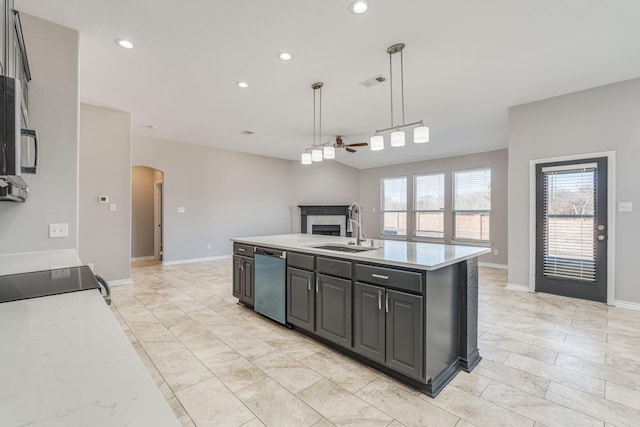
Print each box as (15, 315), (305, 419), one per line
(535, 157), (607, 302)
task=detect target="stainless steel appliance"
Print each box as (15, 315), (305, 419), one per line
(254, 247), (286, 324)
(1, 76), (38, 202)
(0, 265), (110, 304)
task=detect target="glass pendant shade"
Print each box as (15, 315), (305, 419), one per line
(414, 126), (429, 143)
(301, 153), (312, 165)
(390, 130), (405, 147)
(323, 146), (335, 159)
(370, 135), (384, 151)
(311, 149), (323, 162)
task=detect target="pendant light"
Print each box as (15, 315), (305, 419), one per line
(370, 43), (429, 150)
(301, 82), (335, 164)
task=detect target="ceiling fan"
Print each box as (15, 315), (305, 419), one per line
(333, 136), (368, 153)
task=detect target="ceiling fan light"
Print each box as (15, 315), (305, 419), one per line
(323, 146), (335, 159)
(414, 126), (429, 143)
(370, 135), (384, 151)
(390, 130), (405, 147)
(312, 149), (323, 162)
(301, 153), (312, 165)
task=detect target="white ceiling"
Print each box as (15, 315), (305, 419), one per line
(15, 0), (640, 169)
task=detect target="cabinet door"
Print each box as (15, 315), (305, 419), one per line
(386, 290), (424, 380)
(241, 257), (254, 306)
(353, 282), (385, 364)
(232, 255), (243, 298)
(316, 274), (352, 348)
(287, 267), (314, 332)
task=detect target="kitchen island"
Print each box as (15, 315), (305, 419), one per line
(231, 233), (489, 397)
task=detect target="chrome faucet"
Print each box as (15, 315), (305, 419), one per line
(347, 202), (365, 246)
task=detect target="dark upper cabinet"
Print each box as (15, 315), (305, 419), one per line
(286, 266), (314, 331)
(315, 274), (352, 348)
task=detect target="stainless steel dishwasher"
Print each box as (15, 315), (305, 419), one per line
(254, 247), (287, 324)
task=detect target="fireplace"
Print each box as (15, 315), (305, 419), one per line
(299, 205), (351, 237)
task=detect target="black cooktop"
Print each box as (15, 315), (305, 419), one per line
(0, 265), (99, 303)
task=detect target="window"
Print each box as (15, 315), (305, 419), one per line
(453, 168), (491, 241)
(381, 177), (407, 236)
(414, 173), (445, 238)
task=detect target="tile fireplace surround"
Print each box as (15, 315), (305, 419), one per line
(299, 205), (350, 237)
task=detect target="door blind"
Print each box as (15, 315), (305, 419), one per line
(541, 164), (597, 282)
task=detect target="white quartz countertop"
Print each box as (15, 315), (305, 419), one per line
(0, 289), (179, 426)
(231, 234), (490, 271)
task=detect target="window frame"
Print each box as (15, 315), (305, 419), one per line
(452, 167), (492, 244)
(413, 172), (445, 241)
(380, 176), (408, 238)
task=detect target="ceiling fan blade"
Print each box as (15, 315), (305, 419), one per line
(347, 142), (368, 147)
(346, 147), (357, 153)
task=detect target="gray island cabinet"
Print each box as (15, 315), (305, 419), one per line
(231, 233), (489, 397)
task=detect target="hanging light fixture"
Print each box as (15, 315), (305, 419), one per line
(370, 43), (429, 150)
(300, 82), (335, 164)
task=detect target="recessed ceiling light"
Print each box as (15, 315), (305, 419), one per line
(349, 0), (368, 14)
(278, 52), (293, 61)
(236, 81), (249, 88)
(115, 39), (134, 49)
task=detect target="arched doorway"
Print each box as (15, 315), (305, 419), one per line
(132, 166), (164, 262)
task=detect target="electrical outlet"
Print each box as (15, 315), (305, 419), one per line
(618, 202), (633, 212)
(177, 207), (186, 213)
(493, 249), (499, 256)
(110, 203), (117, 212)
(207, 243), (211, 250)
(49, 223), (69, 238)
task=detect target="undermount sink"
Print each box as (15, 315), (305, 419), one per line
(312, 244), (377, 253)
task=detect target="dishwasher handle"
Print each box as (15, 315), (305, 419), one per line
(255, 247), (287, 259)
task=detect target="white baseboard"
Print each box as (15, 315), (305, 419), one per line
(479, 262), (508, 270)
(615, 300), (640, 312)
(131, 256), (155, 261)
(162, 255), (232, 266)
(506, 282), (530, 292)
(108, 278), (133, 286)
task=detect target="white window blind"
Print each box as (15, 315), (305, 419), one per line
(542, 165), (596, 282)
(414, 173), (444, 238)
(453, 168), (491, 241)
(381, 177), (407, 236)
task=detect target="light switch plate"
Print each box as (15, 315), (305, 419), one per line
(618, 202), (633, 212)
(177, 207), (186, 213)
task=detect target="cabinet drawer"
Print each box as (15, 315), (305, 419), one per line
(317, 257), (352, 279)
(233, 243), (254, 257)
(288, 252), (315, 270)
(355, 264), (423, 294)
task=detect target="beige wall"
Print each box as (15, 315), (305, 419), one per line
(0, 14), (79, 254)
(508, 78), (640, 304)
(79, 104), (131, 282)
(289, 160), (360, 233)
(131, 166), (156, 258)
(358, 149), (509, 265)
(133, 136), (293, 261)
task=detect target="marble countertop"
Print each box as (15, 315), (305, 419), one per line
(231, 233), (490, 271)
(0, 250), (179, 426)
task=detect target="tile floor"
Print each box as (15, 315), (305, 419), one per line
(110, 259), (640, 426)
